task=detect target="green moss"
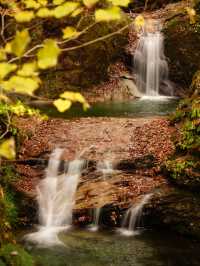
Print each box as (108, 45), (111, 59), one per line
(0, 244), (34, 266)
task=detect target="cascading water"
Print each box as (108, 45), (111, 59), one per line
(24, 148), (85, 246)
(134, 19), (172, 97)
(119, 193), (152, 236)
(89, 160), (114, 231)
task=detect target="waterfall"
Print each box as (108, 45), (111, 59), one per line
(119, 194), (152, 236)
(89, 160), (114, 231)
(24, 148), (85, 246)
(134, 19), (172, 97)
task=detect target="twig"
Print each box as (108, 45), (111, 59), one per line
(61, 22), (132, 52)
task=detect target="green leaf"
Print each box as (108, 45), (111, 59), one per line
(0, 63), (17, 79)
(54, 2), (79, 18)
(37, 39), (60, 69)
(95, 7), (121, 22)
(0, 138), (16, 160)
(107, 0), (131, 7)
(17, 61), (38, 77)
(37, 7), (54, 18)
(14, 11), (35, 22)
(62, 27), (79, 39)
(2, 76), (40, 95)
(53, 99), (72, 112)
(10, 30), (31, 57)
(83, 0), (99, 8)
(0, 48), (7, 61)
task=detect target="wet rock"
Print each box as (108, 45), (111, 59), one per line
(147, 187), (200, 239)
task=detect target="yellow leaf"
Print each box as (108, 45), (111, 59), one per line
(0, 48), (7, 61)
(83, 0), (99, 8)
(53, 2), (79, 18)
(71, 7), (83, 17)
(53, 98), (72, 112)
(5, 43), (12, 54)
(60, 91), (90, 109)
(62, 27), (79, 39)
(23, 0), (40, 9)
(0, 63), (17, 79)
(0, 93), (10, 103)
(2, 76), (39, 95)
(14, 11), (35, 22)
(17, 61), (38, 77)
(107, 0), (131, 7)
(95, 7), (121, 22)
(38, 0), (47, 6)
(10, 30), (31, 57)
(186, 7), (196, 24)
(53, 0), (65, 5)
(37, 39), (60, 69)
(37, 8), (54, 18)
(134, 15), (145, 30)
(0, 138), (16, 160)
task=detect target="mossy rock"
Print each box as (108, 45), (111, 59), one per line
(164, 14), (200, 88)
(33, 15), (130, 98)
(0, 244), (34, 266)
(190, 70), (200, 96)
(148, 187), (200, 239)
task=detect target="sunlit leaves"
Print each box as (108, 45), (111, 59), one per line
(185, 7), (196, 24)
(54, 2), (79, 18)
(134, 15), (145, 31)
(0, 63), (17, 80)
(10, 30), (31, 57)
(53, 98), (72, 112)
(37, 39), (60, 69)
(53, 0), (65, 5)
(14, 11), (35, 22)
(37, 8), (54, 17)
(107, 0), (131, 7)
(2, 76), (40, 95)
(23, 0), (40, 9)
(54, 91), (90, 112)
(95, 6), (121, 22)
(62, 27), (79, 39)
(17, 62), (38, 77)
(0, 49), (7, 61)
(71, 7), (83, 17)
(83, 0), (99, 8)
(0, 138), (15, 160)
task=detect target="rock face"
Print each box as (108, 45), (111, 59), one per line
(13, 117), (174, 224)
(148, 187), (200, 238)
(163, 3), (200, 88)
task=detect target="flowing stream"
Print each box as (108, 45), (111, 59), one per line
(24, 148), (85, 246)
(134, 19), (172, 96)
(120, 194), (152, 236)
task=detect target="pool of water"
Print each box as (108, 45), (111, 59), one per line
(23, 228), (200, 266)
(41, 97), (179, 118)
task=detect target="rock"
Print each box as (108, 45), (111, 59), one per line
(163, 2), (200, 88)
(147, 187), (200, 239)
(190, 70), (200, 96)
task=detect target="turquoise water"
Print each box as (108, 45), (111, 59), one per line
(24, 229), (200, 266)
(41, 98), (178, 118)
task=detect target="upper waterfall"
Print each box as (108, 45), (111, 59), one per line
(134, 19), (172, 97)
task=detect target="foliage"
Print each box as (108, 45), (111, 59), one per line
(0, 244), (34, 266)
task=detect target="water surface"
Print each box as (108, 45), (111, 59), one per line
(41, 98), (178, 119)
(24, 229), (200, 266)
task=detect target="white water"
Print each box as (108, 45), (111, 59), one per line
(134, 19), (172, 97)
(89, 160), (114, 232)
(119, 194), (152, 236)
(24, 148), (85, 246)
